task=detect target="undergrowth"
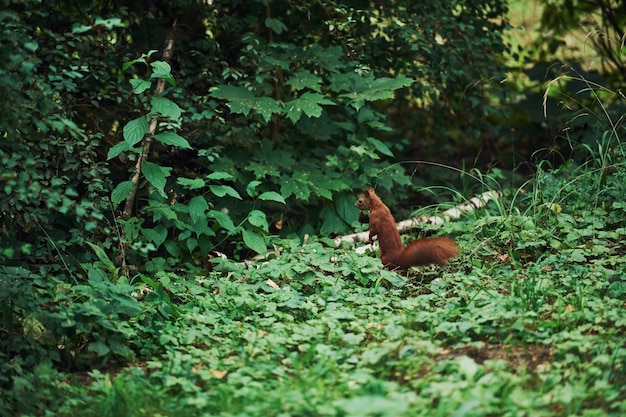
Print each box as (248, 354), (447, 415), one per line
(3, 67), (626, 417)
(2, 155), (626, 416)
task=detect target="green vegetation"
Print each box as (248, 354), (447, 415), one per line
(1, 0), (626, 416)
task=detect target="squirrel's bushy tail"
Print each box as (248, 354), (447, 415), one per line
(398, 237), (459, 269)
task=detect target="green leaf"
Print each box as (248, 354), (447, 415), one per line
(247, 210), (269, 231)
(188, 196), (208, 224)
(335, 193), (360, 225)
(72, 25), (92, 35)
(242, 229), (267, 255)
(251, 96), (282, 123)
(177, 177), (206, 190)
(210, 85), (282, 121)
(265, 17), (287, 34)
(246, 181), (262, 197)
(209, 184), (242, 199)
(89, 341), (110, 356)
(141, 226), (168, 247)
(130, 79), (152, 94)
(150, 61), (175, 86)
(366, 137), (394, 157)
(107, 141), (131, 160)
(122, 50), (158, 71)
(284, 92), (335, 124)
(111, 181), (134, 205)
(207, 171), (233, 180)
(150, 97), (182, 120)
(150, 61), (172, 77)
(153, 131), (192, 149)
(320, 206), (347, 235)
(280, 177), (311, 200)
(141, 161), (172, 197)
(86, 242), (116, 273)
(286, 70), (322, 92)
(23, 41), (38, 52)
(123, 117), (149, 147)
(258, 191), (286, 204)
(147, 203), (178, 221)
(208, 210), (236, 231)
(340, 75), (414, 110)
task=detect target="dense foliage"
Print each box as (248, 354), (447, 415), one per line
(1, 0), (510, 274)
(1, 0), (626, 415)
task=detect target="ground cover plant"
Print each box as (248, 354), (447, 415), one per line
(2, 156), (626, 416)
(2, 0), (626, 416)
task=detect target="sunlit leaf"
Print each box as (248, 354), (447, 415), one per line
(111, 180), (134, 205)
(142, 161), (172, 197)
(153, 131), (192, 149)
(242, 229), (266, 255)
(123, 117), (149, 146)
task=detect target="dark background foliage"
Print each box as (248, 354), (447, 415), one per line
(0, 0), (512, 270)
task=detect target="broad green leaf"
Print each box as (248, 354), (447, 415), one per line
(382, 270), (408, 287)
(86, 242), (116, 272)
(177, 177), (206, 190)
(151, 97), (182, 120)
(111, 180), (134, 205)
(190, 221), (216, 238)
(123, 117), (149, 146)
(107, 141), (131, 160)
(209, 184), (242, 199)
(23, 41), (38, 52)
(141, 225), (168, 247)
(150, 61), (172, 77)
(141, 161), (172, 197)
(265, 17), (287, 34)
(247, 210), (269, 231)
(366, 137), (394, 157)
(286, 70), (322, 92)
(147, 204), (177, 221)
(122, 50), (158, 71)
(335, 193), (360, 224)
(280, 176), (311, 200)
(340, 75), (414, 110)
(153, 131), (192, 149)
(320, 206), (347, 235)
(252, 96), (282, 123)
(246, 180), (262, 197)
(242, 229), (266, 256)
(130, 79), (152, 94)
(164, 240), (180, 257)
(150, 61), (175, 86)
(89, 341), (110, 356)
(210, 85), (282, 121)
(284, 92), (335, 124)
(71, 25), (92, 34)
(258, 191), (286, 204)
(208, 210), (236, 231)
(188, 195), (208, 223)
(207, 171), (233, 180)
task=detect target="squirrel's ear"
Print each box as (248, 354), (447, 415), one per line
(365, 187), (374, 196)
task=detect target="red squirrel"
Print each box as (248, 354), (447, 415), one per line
(355, 187), (459, 270)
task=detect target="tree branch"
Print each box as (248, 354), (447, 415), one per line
(121, 20), (178, 220)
